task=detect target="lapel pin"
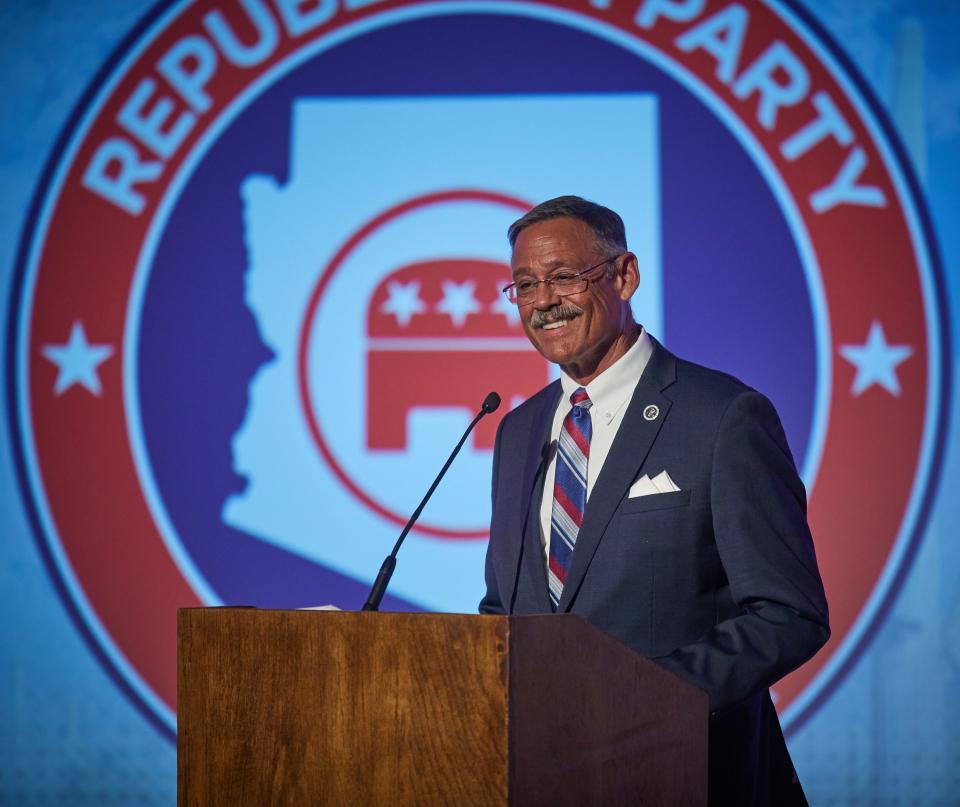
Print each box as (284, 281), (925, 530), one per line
(643, 404), (660, 421)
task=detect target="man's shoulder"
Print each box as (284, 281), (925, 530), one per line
(674, 355), (753, 398)
(493, 380), (559, 457)
(501, 379), (561, 428)
(664, 346), (785, 431)
(652, 339), (754, 404)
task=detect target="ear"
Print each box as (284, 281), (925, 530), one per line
(615, 252), (640, 301)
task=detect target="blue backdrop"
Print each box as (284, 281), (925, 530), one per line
(1, 0), (958, 803)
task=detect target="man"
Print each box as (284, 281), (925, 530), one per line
(480, 196), (829, 805)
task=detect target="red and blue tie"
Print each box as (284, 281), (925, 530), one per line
(548, 387), (593, 610)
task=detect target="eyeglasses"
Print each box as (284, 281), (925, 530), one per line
(503, 256), (621, 306)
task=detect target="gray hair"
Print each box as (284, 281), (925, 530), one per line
(507, 195), (628, 256)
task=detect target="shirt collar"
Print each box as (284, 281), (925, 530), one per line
(559, 327), (653, 426)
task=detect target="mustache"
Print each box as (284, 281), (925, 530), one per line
(530, 303), (584, 329)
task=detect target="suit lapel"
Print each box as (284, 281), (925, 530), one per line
(557, 339), (678, 612)
(507, 382), (560, 614)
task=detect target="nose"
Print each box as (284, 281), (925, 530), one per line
(531, 278), (561, 309)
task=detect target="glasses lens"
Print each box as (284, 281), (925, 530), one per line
(509, 280), (532, 304)
(508, 274), (594, 305)
(552, 274), (587, 296)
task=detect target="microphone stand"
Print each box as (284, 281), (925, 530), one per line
(361, 393), (500, 612)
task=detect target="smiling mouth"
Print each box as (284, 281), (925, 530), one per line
(532, 305), (583, 330)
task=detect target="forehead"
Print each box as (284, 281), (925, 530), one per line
(510, 217), (597, 273)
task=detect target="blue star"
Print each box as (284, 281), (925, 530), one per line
(839, 320), (913, 396)
(42, 321), (114, 396)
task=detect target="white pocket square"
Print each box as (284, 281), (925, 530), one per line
(629, 470), (681, 497)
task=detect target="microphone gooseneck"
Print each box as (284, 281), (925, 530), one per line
(361, 391), (501, 612)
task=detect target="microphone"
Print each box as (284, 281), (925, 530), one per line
(361, 392), (501, 612)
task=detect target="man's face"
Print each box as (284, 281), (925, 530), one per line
(511, 216), (638, 382)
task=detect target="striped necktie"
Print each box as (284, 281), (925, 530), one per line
(548, 387), (593, 610)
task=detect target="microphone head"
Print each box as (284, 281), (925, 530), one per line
(482, 392), (501, 414)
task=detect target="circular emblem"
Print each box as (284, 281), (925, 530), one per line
(7, 0), (949, 742)
(298, 189), (534, 538)
(643, 404), (660, 421)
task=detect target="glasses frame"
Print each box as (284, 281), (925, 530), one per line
(502, 255), (622, 307)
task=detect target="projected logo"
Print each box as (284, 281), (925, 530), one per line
(296, 191), (549, 540)
(8, 0), (948, 742)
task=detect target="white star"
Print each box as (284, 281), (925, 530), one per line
(380, 280), (426, 327)
(490, 283), (521, 326)
(839, 320), (913, 396)
(42, 321), (114, 396)
(436, 280), (481, 328)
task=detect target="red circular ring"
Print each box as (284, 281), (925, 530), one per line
(297, 189), (530, 539)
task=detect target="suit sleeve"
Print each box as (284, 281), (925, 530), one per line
(654, 390), (830, 712)
(479, 415), (507, 615)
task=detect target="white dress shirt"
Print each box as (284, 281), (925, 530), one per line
(539, 327), (653, 563)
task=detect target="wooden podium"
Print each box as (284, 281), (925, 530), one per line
(178, 609), (707, 806)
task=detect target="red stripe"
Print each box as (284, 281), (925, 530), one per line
(565, 417), (591, 457)
(553, 484), (583, 528)
(548, 554), (567, 584)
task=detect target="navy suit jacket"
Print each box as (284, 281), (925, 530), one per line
(480, 337), (829, 805)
